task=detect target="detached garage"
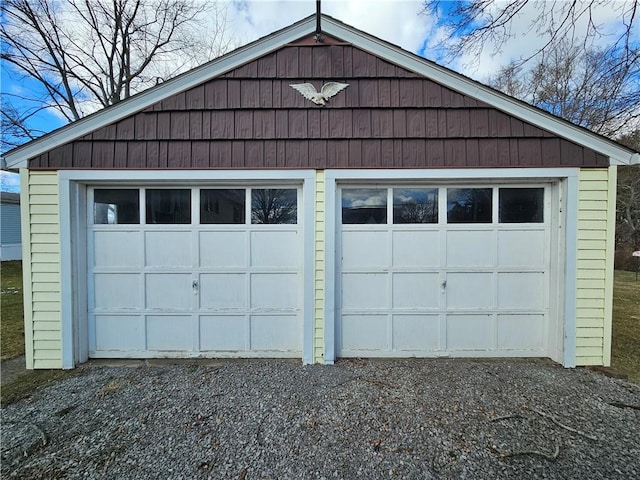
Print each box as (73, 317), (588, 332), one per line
(2, 14), (637, 369)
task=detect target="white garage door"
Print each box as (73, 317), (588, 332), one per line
(88, 186), (302, 358)
(338, 184), (552, 357)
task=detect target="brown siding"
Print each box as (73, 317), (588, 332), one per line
(28, 44), (609, 169)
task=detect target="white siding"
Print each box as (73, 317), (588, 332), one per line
(21, 170), (62, 369)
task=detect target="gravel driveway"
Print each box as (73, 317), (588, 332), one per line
(2, 358), (639, 479)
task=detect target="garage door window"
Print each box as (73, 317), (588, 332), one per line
(93, 189), (139, 224)
(201, 189), (245, 224)
(447, 188), (492, 223)
(146, 189), (191, 224)
(251, 188), (297, 224)
(342, 188), (387, 224)
(499, 188), (544, 223)
(393, 188), (438, 224)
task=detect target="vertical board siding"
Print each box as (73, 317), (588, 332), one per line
(575, 168), (615, 366)
(21, 170), (62, 369)
(314, 170), (326, 363)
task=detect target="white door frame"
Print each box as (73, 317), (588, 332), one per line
(59, 169), (316, 367)
(324, 168), (579, 366)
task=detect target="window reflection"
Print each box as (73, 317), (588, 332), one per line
(447, 188), (492, 223)
(201, 189), (245, 224)
(342, 188), (387, 224)
(94, 189), (140, 224)
(393, 188), (438, 223)
(146, 189), (191, 224)
(499, 188), (544, 223)
(251, 189), (297, 224)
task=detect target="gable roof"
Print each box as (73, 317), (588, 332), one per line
(2, 14), (638, 169)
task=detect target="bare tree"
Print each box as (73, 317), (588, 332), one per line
(488, 41), (640, 137)
(1, 0), (234, 138)
(0, 100), (48, 152)
(251, 189), (298, 224)
(616, 131), (640, 258)
(421, 0), (639, 70)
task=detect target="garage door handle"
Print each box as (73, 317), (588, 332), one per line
(441, 280), (447, 289)
(192, 280), (199, 290)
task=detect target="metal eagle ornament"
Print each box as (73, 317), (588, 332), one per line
(289, 82), (349, 105)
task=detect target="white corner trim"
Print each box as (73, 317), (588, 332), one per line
(323, 174), (337, 364)
(58, 175), (75, 369)
(562, 175), (579, 367)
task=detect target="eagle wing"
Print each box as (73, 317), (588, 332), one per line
(320, 82), (349, 99)
(290, 83), (320, 102)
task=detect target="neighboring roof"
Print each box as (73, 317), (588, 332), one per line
(2, 14), (638, 169)
(1, 192), (20, 204)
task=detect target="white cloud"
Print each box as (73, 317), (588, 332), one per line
(226, 1), (636, 84)
(227, 1), (433, 54)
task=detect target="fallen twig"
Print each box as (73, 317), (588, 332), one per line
(529, 408), (598, 441)
(608, 402), (640, 411)
(490, 413), (527, 422)
(490, 439), (561, 461)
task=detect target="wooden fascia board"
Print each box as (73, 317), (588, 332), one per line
(2, 17), (318, 170)
(322, 18), (639, 166)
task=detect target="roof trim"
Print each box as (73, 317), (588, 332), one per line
(3, 14), (638, 169)
(320, 16), (638, 166)
(2, 15), (317, 169)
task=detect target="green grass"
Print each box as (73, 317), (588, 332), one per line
(1, 369), (77, 406)
(1, 261), (25, 360)
(611, 270), (640, 383)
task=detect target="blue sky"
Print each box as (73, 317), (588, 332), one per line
(1, 0), (635, 192)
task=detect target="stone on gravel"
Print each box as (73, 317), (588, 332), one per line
(1, 358), (639, 479)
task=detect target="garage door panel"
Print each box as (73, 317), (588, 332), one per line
(342, 273), (388, 309)
(146, 273), (192, 310)
(392, 231), (439, 267)
(446, 230), (494, 267)
(446, 273), (493, 309)
(342, 231), (388, 268)
(250, 315), (300, 351)
(146, 315), (193, 351)
(251, 231), (299, 267)
(341, 314), (388, 351)
(250, 273), (298, 310)
(497, 314), (545, 350)
(94, 274), (140, 309)
(199, 231), (247, 267)
(392, 315), (439, 350)
(338, 184), (551, 359)
(95, 316), (144, 351)
(145, 231), (192, 267)
(94, 231), (141, 267)
(392, 273), (440, 308)
(447, 315), (494, 350)
(498, 272), (545, 309)
(498, 230), (546, 266)
(200, 274), (246, 309)
(89, 185), (304, 359)
(200, 315), (246, 351)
